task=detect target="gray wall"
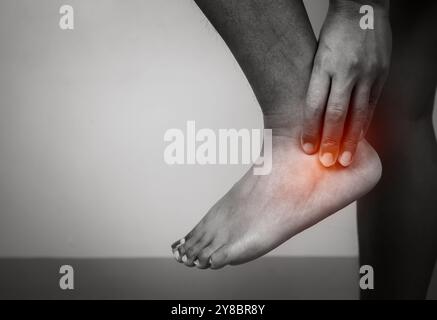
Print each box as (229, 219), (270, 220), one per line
(0, 0), (435, 258)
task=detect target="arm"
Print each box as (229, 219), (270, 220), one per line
(301, 0), (391, 167)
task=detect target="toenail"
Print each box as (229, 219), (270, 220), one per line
(320, 153), (335, 167)
(172, 238), (185, 250)
(194, 259), (200, 267)
(302, 142), (315, 154)
(339, 151), (352, 166)
(182, 255), (187, 263)
(173, 250), (180, 261)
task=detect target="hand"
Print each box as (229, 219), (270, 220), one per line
(301, 0), (391, 167)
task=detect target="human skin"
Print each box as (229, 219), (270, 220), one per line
(301, 0), (391, 167)
(172, 0), (437, 299)
(171, 0), (381, 270)
(358, 0), (437, 299)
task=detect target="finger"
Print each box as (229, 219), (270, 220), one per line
(339, 82), (371, 166)
(301, 69), (330, 154)
(319, 77), (354, 167)
(361, 77), (386, 139)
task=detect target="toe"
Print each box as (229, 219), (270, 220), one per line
(209, 246), (231, 270)
(179, 240), (200, 267)
(173, 248), (181, 262)
(196, 245), (216, 269)
(184, 223), (205, 244)
(182, 228), (203, 252)
(171, 238), (185, 262)
(184, 236), (211, 267)
(181, 254), (194, 267)
(176, 229), (204, 264)
(177, 245), (189, 265)
(171, 238), (185, 251)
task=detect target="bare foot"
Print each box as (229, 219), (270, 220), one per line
(171, 127), (381, 269)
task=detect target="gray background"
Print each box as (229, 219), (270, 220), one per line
(0, 0), (436, 261)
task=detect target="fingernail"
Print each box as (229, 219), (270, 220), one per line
(173, 250), (180, 261)
(302, 142), (315, 154)
(339, 151), (352, 166)
(320, 153), (335, 167)
(182, 255), (187, 263)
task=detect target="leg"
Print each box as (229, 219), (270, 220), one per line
(172, 0), (382, 269)
(358, 0), (437, 299)
(193, 0), (316, 128)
